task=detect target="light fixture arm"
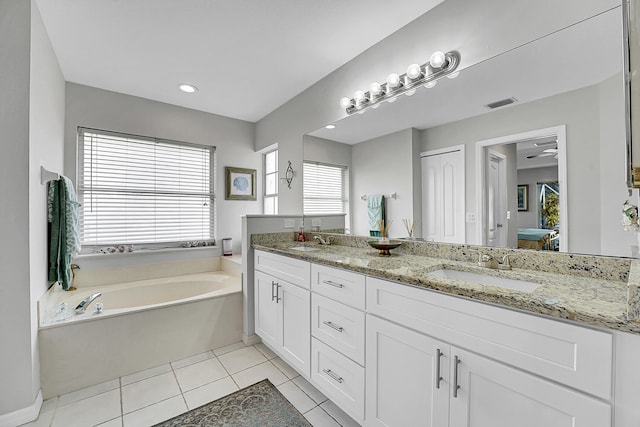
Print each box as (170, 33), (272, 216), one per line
(342, 50), (461, 115)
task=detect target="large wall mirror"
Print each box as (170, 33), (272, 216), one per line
(302, 5), (638, 258)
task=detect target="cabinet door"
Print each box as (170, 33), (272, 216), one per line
(365, 315), (449, 427)
(449, 348), (611, 427)
(279, 280), (311, 377)
(254, 270), (279, 349)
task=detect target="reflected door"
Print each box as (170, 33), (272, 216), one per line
(421, 148), (465, 243)
(487, 151), (507, 247)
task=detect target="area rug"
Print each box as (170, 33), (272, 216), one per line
(153, 379), (312, 427)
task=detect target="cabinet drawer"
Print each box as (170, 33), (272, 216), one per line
(366, 276), (613, 400)
(255, 250), (311, 289)
(311, 338), (365, 423)
(311, 264), (365, 309)
(312, 294), (365, 365)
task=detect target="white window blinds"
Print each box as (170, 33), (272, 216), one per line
(78, 128), (215, 246)
(303, 161), (348, 215)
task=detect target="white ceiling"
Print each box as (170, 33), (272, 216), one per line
(35, 0), (445, 122)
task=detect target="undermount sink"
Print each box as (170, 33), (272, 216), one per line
(290, 246), (319, 252)
(426, 268), (541, 293)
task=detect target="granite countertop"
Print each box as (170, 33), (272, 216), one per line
(253, 239), (640, 334)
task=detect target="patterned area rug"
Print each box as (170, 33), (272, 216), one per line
(153, 379), (312, 427)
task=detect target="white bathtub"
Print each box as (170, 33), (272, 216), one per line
(38, 271), (242, 398)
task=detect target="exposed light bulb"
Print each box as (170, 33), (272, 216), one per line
(447, 71), (460, 79)
(424, 80), (437, 89)
(429, 51), (446, 68)
(354, 90), (366, 103)
(370, 82), (383, 96)
(406, 64), (422, 80)
(405, 89), (417, 96)
(339, 97), (353, 109)
(178, 83), (198, 93)
(386, 73), (401, 88)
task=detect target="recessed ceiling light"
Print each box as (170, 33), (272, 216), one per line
(325, 124), (336, 130)
(178, 83), (198, 93)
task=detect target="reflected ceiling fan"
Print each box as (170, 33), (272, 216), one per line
(526, 141), (558, 159)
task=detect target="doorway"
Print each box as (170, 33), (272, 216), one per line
(476, 125), (567, 252)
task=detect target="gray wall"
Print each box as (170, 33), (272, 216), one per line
(517, 166), (559, 229)
(0, 0), (65, 417)
(256, 0), (618, 216)
(64, 83), (259, 255)
(351, 129), (419, 237)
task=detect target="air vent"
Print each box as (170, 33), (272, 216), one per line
(485, 97), (517, 109)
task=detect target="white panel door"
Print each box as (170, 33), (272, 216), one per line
(279, 280), (311, 377)
(254, 270), (279, 349)
(365, 315), (450, 427)
(421, 148), (465, 243)
(449, 348), (611, 427)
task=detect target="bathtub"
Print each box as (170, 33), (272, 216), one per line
(38, 271), (242, 398)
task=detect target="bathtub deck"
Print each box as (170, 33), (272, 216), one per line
(23, 342), (360, 427)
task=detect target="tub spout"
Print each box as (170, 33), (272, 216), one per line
(75, 292), (102, 314)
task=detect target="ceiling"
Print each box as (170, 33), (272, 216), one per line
(35, 0), (445, 122)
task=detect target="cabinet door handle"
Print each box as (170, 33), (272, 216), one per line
(322, 280), (344, 288)
(453, 355), (461, 398)
(435, 348), (443, 389)
(271, 281), (277, 301)
(276, 283), (282, 303)
(322, 369), (344, 383)
(322, 321), (344, 332)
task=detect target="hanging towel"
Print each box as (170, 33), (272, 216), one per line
(367, 195), (385, 237)
(48, 177), (81, 290)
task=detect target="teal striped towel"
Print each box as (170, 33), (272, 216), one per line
(48, 177), (81, 290)
(367, 195), (385, 237)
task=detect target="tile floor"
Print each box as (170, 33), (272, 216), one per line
(21, 342), (361, 427)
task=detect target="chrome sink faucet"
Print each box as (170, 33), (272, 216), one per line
(313, 235), (330, 245)
(75, 292), (102, 314)
(475, 252), (514, 270)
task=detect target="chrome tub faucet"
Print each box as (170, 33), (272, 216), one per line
(313, 235), (330, 245)
(75, 292), (102, 314)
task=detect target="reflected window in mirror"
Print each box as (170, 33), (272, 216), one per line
(303, 162), (350, 231)
(263, 148), (278, 214)
(538, 182), (560, 235)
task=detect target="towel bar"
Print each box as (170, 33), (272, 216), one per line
(361, 192), (397, 201)
(40, 166), (60, 184)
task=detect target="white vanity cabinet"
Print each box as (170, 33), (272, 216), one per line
(254, 250), (311, 377)
(310, 263), (367, 423)
(365, 276), (613, 427)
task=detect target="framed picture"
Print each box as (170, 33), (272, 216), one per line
(225, 167), (256, 200)
(517, 184), (529, 211)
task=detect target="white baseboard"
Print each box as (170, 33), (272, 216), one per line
(242, 333), (261, 346)
(0, 389), (42, 427)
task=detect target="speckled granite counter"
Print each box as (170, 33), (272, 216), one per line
(253, 233), (640, 334)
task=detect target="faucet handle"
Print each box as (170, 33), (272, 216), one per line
(499, 254), (514, 270)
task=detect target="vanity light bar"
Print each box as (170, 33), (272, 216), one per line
(339, 50), (461, 115)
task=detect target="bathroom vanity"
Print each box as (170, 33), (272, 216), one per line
(252, 234), (640, 427)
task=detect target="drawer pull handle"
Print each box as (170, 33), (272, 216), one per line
(276, 283), (282, 303)
(323, 369), (344, 383)
(322, 280), (344, 288)
(435, 348), (443, 389)
(271, 281), (277, 301)
(323, 321), (344, 332)
(453, 355), (461, 398)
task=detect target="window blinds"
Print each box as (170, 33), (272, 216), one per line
(78, 128), (215, 246)
(303, 161), (348, 215)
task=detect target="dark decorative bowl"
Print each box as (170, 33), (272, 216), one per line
(367, 240), (402, 256)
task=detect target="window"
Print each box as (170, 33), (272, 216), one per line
(264, 149), (278, 214)
(77, 128), (215, 247)
(303, 161), (349, 224)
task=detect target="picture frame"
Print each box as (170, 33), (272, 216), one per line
(225, 167), (256, 200)
(517, 184), (529, 211)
